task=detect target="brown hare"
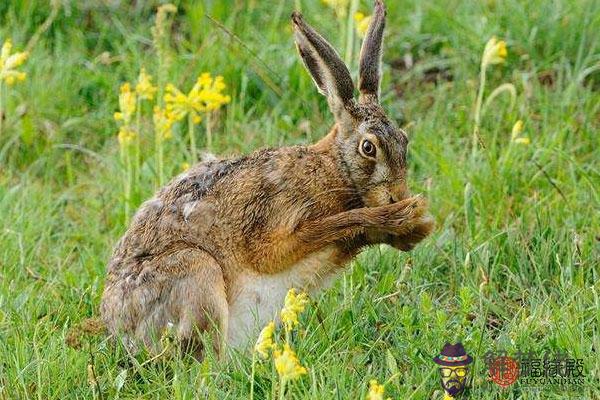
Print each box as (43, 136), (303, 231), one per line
(100, 0), (434, 356)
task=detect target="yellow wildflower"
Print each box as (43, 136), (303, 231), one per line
(0, 39), (28, 85)
(114, 82), (136, 123)
(136, 68), (157, 100)
(280, 288), (309, 331)
(482, 36), (507, 67)
(153, 106), (174, 140)
(367, 379), (385, 400)
(322, 0), (349, 17)
(117, 125), (137, 146)
(254, 321), (275, 359)
(191, 73), (231, 112)
(354, 12), (372, 38)
(511, 120), (523, 139)
(181, 162), (190, 172)
(164, 73), (231, 123)
(510, 120), (529, 144)
(273, 344), (307, 381)
(165, 83), (201, 123)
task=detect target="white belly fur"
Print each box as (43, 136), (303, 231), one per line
(227, 246), (340, 347)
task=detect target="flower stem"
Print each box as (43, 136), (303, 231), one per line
(123, 144), (132, 225)
(250, 352), (256, 400)
(135, 98), (142, 187)
(0, 81), (4, 138)
(278, 378), (287, 400)
(472, 63), (487, 155)
(206, 113), (212, 151)
(188, 113), (197, 162)
(155, 125), (164, 188)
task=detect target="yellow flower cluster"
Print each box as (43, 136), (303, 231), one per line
(482, 36), (507, 67)
(322, 0), (350, 17)
(280, 288), (309, 331)
(114, 68), (177, 147)
(0, 39), (28, 85)
(114, 83), (138, 146)
(367, 379), (385, 400)
(114, 82), (137, 125)
(136, 68), (157, 100)
(511, 119), (530, 144)
(153, 106), (174, 140)
(354, 12), (372, 38)
(252, 287), (310, 396)
(164, 73), (231, 124)
(117, 125), (137, 146)
(273, 344), (308, 381)
(254, 321), (275, 359)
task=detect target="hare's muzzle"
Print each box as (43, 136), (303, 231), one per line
(389, 182), (408, 204)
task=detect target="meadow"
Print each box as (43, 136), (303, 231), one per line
(0, 0), (599, 398)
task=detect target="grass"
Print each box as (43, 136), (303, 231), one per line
(0, 0), (599, 398)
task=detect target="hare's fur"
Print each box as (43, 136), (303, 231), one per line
(100, 0), (434, 356)
(227, 246), (339, 346)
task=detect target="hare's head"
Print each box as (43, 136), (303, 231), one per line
(293, 0), (409, 208)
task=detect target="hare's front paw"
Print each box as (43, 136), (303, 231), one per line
(380, 195), (434, 251)
(388, 212), (435, 251)
(383, 195), (429, 232)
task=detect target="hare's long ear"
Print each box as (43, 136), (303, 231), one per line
(292, 12), (355, 124)
(358, 0), (386, 103)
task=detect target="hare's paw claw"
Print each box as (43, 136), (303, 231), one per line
(386, 195), (428, 230)
(389, 213), (435, 251)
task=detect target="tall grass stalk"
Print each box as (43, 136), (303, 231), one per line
(472, 63), (487, 155)
(344, 0), (359, 66)
(152, 4), (176, 185)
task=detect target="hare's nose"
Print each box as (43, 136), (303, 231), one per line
(390, 183), (408, 203)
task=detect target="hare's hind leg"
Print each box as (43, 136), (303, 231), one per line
(103, 249), (228, 357)
(165, 249), (229, 358)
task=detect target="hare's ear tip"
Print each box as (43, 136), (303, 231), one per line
(374, 0), (386, 13)
(291, 11), (303, 23)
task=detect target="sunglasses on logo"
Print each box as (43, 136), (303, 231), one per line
(439, 367), (468, 378)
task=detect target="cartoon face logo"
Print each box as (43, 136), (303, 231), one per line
(433, 343), (473, 398)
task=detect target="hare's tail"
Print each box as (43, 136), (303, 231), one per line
(65, 317), (107, 349)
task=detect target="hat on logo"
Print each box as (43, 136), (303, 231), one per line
(433, 343), (473, 367)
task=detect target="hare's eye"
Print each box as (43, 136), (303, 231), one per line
(361, 139), (376, 158)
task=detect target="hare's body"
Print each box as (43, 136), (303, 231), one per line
(101, 0), (434, 355)
(102, 135), (364, 348)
